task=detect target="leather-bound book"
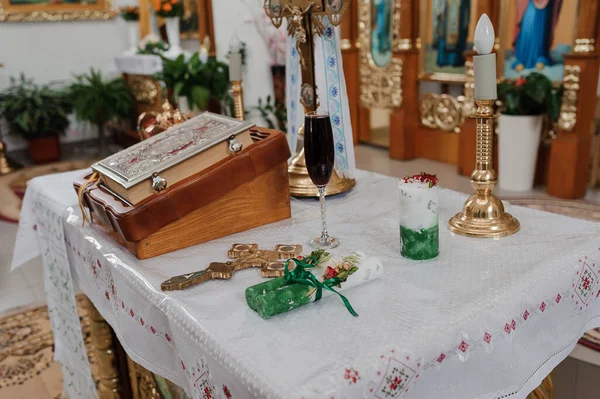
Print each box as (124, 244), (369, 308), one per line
(92, 112), (255, 205)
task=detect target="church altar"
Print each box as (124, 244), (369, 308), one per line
(11, 168), (600, 398)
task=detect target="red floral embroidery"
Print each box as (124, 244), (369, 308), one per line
(181, 361), (185, 370)
(111, 283), (115, 295)
(204, 386), (212, 398)
(130, 309), (135, 317)
(523, 310), (530, 320)
(344, 368), (360, 384)
(104, 291), (110, 300)
(33, 224), (37, 231)
(458, 341), (469, 352)
(511, 319), (516, 330)
(483, 332), (492, 343)
(504, 323), (511, 334)
(540, 302), (547, 312)
(150, 326), (156, 334)
(389, 375), (402, 390)
(92, 265), (97, 276)
(436, 353), (446, 363)
(223, 385), (232, 398)
(556, 293), (562, 303)
(121, 301), (125, 309)
(165, 333), (171, 342)
(140, 318), (144, 326)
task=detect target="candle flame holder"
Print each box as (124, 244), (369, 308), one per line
(448, 99), (520, 238)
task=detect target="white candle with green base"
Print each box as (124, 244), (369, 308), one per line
(399, 174), (439, 260)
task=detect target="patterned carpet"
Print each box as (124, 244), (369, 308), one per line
(0, 295), (96, 399)
(0, 198), (599, 398)
(0, 160), (94, 223)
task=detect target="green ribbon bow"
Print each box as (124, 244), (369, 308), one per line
(284, 256), (359, 317)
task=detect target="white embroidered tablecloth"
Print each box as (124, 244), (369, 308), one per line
(12, 169), (600, 399)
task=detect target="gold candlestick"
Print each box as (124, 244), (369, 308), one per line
(231, 80), (245, 121)
(448, 99), (520, 238)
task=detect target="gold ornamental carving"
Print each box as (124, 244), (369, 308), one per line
(558, 65), (581, 132)
(420, 61), (474, 133)
(574, 38), (595, 53)
(358, 0), (402, 109)
(129, 78), (159, 106)
(0, 0), (114, 21)
(84, 297), (124, 399)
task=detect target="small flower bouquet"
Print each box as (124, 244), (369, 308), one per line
(153, 0), (184, 18)
(399, 173), (439, 260)
(137, 34), (169, 55)
(118, 5), (140, 21)
(246, 251), (383, 319)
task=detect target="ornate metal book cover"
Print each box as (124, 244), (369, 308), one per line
(92, 112), (254, 189)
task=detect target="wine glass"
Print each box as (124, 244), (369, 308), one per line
(304, 112), (340, 249)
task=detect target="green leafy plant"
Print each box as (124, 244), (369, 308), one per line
(0, 74), (72, 139)
(69, 68), (132, 148)
(255, 95), (287, 132)
(155, 53), (230, 112)
(497, 72), (562, 122)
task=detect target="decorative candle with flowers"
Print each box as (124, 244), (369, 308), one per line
(119, 6), (140, 55)
(246, 250), (383, 319)
(153, 0), (184, 57)
(399, 173), (439, 260)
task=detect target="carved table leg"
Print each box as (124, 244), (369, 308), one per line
(527, 375), (553, 399)
(84, 297), (126, 399)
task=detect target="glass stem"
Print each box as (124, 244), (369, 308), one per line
(318, 186), (329, 244)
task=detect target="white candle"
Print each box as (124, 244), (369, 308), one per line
(228, 33), (243, 82)
(473, 14), (497, 100)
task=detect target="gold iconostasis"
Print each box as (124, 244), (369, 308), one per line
(341, 0), (599, 200)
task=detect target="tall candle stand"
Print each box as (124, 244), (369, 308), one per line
(264, 0), (355, 197)
(448, 13), (519, 238)
(231, 81), (245, 121)
(448, 99), (520, 238)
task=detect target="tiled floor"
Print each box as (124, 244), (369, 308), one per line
(1, 144), (600, 397)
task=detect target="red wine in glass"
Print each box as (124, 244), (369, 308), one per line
(304, 113), (335, 186)
(304, 112), (339, 249)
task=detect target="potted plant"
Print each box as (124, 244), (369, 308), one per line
(137, 34), (169, 55)
(119, 5), (140, 55)
(69, 68), (133, 154)
(153, 0), (184, 57)
(0, 75), (72, 164)
(155, 53), (230, 114)
(497, 72), (561, 191)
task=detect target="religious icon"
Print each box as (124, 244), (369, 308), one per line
(433, 0), (471, 67)
(300, 83), (314, 108)
(269, 0), (282, 17)
(422, 0), (475, 79)
(370, 0), (393, 67)
(511, 0), (563, 71)
(501, 0), (576, 81)
(328, 0), (342, 13)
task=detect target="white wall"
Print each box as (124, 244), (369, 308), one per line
(211, 0), (277, 109)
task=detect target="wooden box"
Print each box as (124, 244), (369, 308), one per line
(75, 127), (291, 259)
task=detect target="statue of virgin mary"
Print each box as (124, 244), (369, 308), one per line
(512, 0), (563, 71)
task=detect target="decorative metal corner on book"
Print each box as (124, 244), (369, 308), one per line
(558, 65), (581, 132)
(358, 0), (402, 109)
